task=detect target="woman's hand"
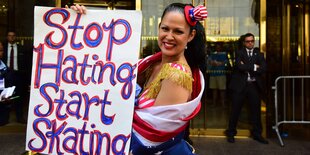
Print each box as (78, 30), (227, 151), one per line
(65, 4), (87, 14)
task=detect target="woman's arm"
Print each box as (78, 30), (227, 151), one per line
(154, 79), (191, 106)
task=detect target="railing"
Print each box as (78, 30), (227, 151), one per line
(272, 76), (310, 146)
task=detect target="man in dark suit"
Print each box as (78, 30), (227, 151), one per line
(1, 31), (29, 124)
(225, 33), (268, 144)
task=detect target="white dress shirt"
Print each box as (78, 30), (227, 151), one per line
(246, 49), (256, 81)
(7, 43), (18, 70)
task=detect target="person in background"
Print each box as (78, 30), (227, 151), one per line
(70, 3), (207, 154)
(2, 31), (28, 124)
(0, 41), (7, 78)
(207, 43), (228, 107)
(0, 41), (10, 126)
(225, 33), (268, 144)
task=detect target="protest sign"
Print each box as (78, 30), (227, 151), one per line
(26, 6), (142, 155)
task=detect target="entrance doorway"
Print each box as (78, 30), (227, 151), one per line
(190, 39), (262, 137)
(265, 0), (310, 138)
(282, 0), (310, 75)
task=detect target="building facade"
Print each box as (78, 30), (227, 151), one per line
(0, 0), (309, 137)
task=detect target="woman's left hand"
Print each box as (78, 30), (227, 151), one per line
(65, 4), (87, 14)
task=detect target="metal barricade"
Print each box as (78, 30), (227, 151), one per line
(272, 76), (310, 146)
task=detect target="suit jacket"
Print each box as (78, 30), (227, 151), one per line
(2, 42), (32, 94)
(229, 47), (266, 93)
(3, 42), (27, 72)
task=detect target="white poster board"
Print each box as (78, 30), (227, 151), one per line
(26, 6), (142, 155)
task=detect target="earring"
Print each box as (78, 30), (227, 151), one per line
(185, 45), (188, 49)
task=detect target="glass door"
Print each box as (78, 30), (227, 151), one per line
(279, 0), (310, 138)
(56, 0), (266, 137)
(281, 0), (310, 75)
(191, 0), (263, 137)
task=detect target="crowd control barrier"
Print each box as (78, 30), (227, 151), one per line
(272, 76), (310, 146)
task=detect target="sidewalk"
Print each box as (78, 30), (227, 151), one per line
(0, 133), (309, 155)
(192, 136), (310, 155)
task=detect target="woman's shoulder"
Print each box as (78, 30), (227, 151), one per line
(162, 62), (191, 74)
(159, 62), (193, 89)
(144, 62), (193, 99)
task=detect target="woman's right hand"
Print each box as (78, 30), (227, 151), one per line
(65, 4), (87, 14)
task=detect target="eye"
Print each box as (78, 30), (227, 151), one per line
(174, 30), (184, 35)
(160, 26), (169, 32)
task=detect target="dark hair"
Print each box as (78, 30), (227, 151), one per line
(161, 3), (206, 72)
(237, 34), (245, 50)
(243, 33), (255, 40)
(6, 30), (16, 35)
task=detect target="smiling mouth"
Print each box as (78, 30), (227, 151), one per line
(163, 42), (175, 49)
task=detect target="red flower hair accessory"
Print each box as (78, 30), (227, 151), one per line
(184, 5), (208, 26)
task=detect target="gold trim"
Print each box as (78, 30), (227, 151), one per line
(300, 2), (305, 66)
(260, 0), (267, 137)
(203, 0), (207, 32)
(260, 0), (266, 55)
(286, 2), (291, 75)
(136, 0), (141, 11)
(141, 36), (259, 42)
(76, 2), (109, 7)
(282, 1), (290, 75)
(16, 37), (33, 40)
(21, 151), (41, 155)
(305, 1), (310, 66)
(56, 0), (61, 7)
(190, 128), (251, 137)
(192, 0), (207, 6)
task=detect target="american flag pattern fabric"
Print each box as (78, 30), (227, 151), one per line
(192, 5), (208, 21)
(132, 53), (205, 146)
(185, 4), (208, 26)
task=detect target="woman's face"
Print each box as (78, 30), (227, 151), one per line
(158, 11), (195, 59)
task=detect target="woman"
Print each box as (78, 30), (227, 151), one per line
(70, 3), (207, 154)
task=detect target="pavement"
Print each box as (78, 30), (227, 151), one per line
(192, 136), (310, 155)
(0, 132), (309, 155)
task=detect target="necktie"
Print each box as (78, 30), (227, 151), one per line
(10, 45), (14, 69)
(248, 50), (252, 61)
(248, 50), (252, 57)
